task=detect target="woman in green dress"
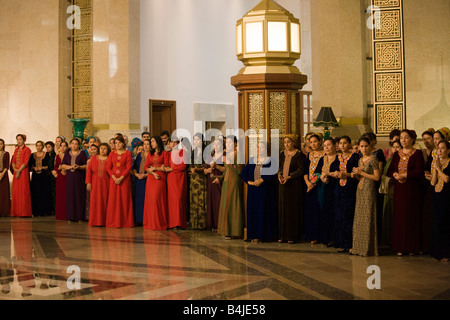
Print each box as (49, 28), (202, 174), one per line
(188, 133), (207, 230)
(217, 136), (244, 240)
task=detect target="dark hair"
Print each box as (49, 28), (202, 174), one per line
(391, 139), (402, 148)
(114, 136), (126, 150)
(389, 129), (401, 141)
(16, 134), (26, 142)
(422, 129), (435, 138)
(150, 136), (165, 155)
(324, 137), (336, 145)
(99, 143), (111, 155)
(70, 138), (81, 145)
(401, 129), (417, 144)
(358, 136), (371, 146)
(339, 136), (352, 144)
(362, 132), (377, 142)
(0, 139), (5, 151)
(438, 140), (450, 150)
(60, 141), (69, 148)
(309, 134), (322, 143)
(160, 131), (170, 138)
(334, 136), (341, 144)
(90, 144), (99, 151)
(45, 141), (55, 148)
(434, 131), (446, 141)
(141, 131), (151, 138)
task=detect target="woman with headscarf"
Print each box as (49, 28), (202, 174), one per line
(10, 134), (32, 218)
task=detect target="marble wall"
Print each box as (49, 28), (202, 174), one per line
(92, 0), (141, 143)
(0, 0), (60, 146)
(404, 0), (450, 135)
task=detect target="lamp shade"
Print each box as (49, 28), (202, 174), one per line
(314, 107), (338, 128)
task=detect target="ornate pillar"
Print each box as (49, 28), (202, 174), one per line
(371, 0), (406, 135)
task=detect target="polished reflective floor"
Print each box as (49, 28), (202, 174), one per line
(0, 217), (449, 301)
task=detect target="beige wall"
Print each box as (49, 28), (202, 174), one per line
(404, 0), (450, 135)
(92, 0), (141, 143)
(310, 0), (369, 139)
(0, 0), (60, 146)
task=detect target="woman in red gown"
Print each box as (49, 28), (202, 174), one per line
(10, 134), (32, 218)
(0, 139), (11, 217)
(53, 141), (68, 221)
(86, 143), (111, 227)
(143, 136), (169, 230)
(105, 136), (134, 228)
(387, 129), (425, 256)
(165, 138), (187, 229)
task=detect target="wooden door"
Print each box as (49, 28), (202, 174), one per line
(149, 100), (177, 137)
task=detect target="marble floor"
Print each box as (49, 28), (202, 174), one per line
(0, 217), (449, 301)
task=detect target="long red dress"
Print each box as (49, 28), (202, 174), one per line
(54, 154), (67, 221)
(143, 151), (169, 230)
(387, 149), (425, 254)
(105, 150), (134, 228)
(167, 149), (187, 229)
(86, 155), (110, 227)
(10, 146), (32, 217)
(0, 151), (11, 217)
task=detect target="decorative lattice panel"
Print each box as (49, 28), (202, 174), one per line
(372, 0), (405, 136)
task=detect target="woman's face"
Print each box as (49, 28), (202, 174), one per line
(60, 143), (68, 153)
(214, 139), (223, 153)
(16, 135), (24, 147)
(143, 140), (151, 152)
(99, 145), (108, 156)
(437, 142), (449, 159)
(193, 136), (202, 148)
(323, 140), (336, 155)
(36, 142), (44, 152)
(400, 132), (414, 149)
(392, 142), (402, 153)
(226, 138), (235, 151)
(305, 135), (312, 147)
(309, 137), (321, 151)
(339, 139), (351, 153)
(71, 140), (80, 151)
(115, 139), (125, 151)
(352, 144), (359, 154)
(151, 138), (158, 150)
(109, 139), (115, 149)
(434, 133), (443, 150)
(422, 134), (434, 150)
(359, 140), (371, 156)
(55, 138), (62, 147)
(0, 140), (4, 151)
(90, 145), (98, 156)
(284, 138), (294, 151)
(257, 143), (267, 156)
(46, 144), (53, 153)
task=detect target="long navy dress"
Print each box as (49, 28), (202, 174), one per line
(430, 165), (450, 260)
(29, 153), (52, 217)
(241, 157), (278, 242)
(63, 151), (87, 222)
(318, 155), (340, 246)
(133, 152), (148, 225)
(304, 152), (324, 242)
(333, 153), (359, 250)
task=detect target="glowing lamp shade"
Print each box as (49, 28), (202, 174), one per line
(268, 21), (287, 52)
(290, 22), (300, 53)
(245, 22), (263, 53)
(237, 24), (243, 55)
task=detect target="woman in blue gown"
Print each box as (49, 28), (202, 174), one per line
(303, 134), (325, 244)
(318, 137), (340, 246)
(132, 139), (150, 226)
(241, 141), (278, 243)
(333, 136), (359, 252)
